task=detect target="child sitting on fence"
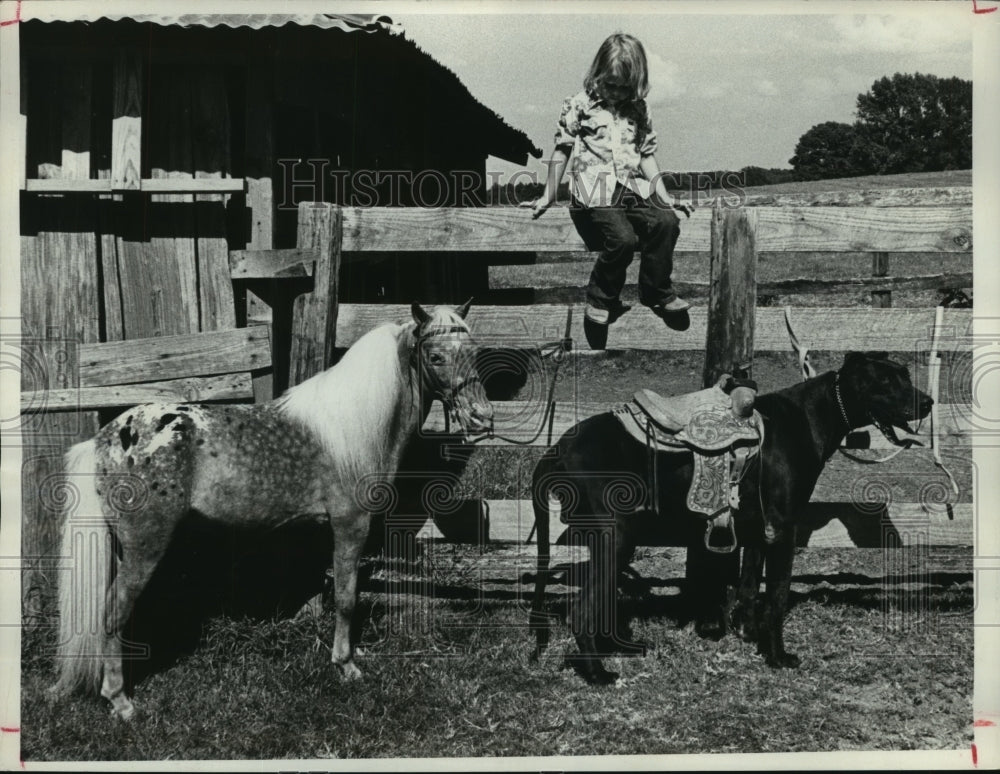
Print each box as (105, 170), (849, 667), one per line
(524, 32), (693, 349)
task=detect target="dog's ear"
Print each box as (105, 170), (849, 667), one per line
(843, 351), (887, 368)
(411, 302), (431, 326)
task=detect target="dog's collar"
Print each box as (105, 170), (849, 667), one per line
(833, 373), (853, 430)
(835, 373), (914, 448)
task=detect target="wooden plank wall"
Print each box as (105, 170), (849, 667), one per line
(20, 60), (101, 618)
(20, 55), (253, 606)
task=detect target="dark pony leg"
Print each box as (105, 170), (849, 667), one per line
(686, 539), (739, 640)
(529, 489), (553, 660)
(609, 517), (646, 656)
(329, 505), (371, 679)
(759, 531), (800, 668)
(732, 544), (764, 643)
(566, 520), (619, 685)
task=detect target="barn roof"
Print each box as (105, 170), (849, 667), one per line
(21, 10), (401, 33)
(20, 12), (542, 166)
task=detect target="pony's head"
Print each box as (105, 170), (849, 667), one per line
(411, 300), (494, 440)
(837, 351), (933, 442)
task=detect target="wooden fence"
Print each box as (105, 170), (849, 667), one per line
(236, 188), (975, 550)
(20, 186), (975, 610)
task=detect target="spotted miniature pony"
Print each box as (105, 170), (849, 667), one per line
(52, 301), (492, 719)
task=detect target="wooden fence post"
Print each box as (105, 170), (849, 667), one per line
(289, 202), (342, 386)
(691, 203), (759, 614)
(703, 203), (759, 386)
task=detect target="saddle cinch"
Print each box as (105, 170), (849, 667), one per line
(613, 375), (764, 553)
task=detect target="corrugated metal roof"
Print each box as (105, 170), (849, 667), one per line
(24, 11), (402, 34)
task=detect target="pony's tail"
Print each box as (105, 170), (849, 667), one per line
(53, 439), (110, 697)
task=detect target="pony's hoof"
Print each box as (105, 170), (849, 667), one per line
(337, 661), (363, 680)
(695, 617), (727, 641)
(587, 668), (619, 686)
(110, 700), (137, 722)
(767, 651), (801, 669)
(563, 655), (619, 685)
(731, 609), (758, 643)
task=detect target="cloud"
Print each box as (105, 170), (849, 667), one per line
(756, 79), (779, 97)
(646, 52), (686, 105)
(702, 83), (728, 99)
(830, 14), (971, 54)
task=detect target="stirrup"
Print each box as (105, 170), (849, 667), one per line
(704, 513), (738, 554)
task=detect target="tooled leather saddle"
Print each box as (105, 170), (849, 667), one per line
(613, 375), (764, 553)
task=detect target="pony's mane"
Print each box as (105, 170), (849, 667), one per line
(274, 321), (411, 491)
(273, 306), (472, 494)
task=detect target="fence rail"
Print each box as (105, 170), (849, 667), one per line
(337, 205), (972, 254)
(287, 196), (973, 548)
(20, 190), (976, 553)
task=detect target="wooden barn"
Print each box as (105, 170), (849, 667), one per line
(16, 11), (540, 619)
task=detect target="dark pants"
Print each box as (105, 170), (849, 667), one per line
(570, 186), (681, 311)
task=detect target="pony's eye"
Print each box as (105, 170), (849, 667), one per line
(428, 352), (446, 365)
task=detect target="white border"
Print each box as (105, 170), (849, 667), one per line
(1, 1), (997, 770)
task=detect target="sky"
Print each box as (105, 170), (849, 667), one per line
(396, 6), (974, 179)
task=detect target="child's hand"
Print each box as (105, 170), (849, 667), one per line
(520, 198), (552, 220)
(672, 202), (694, 218)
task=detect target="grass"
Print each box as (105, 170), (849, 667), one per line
(733, 169), (971, 195)
(21, 545), (974, 761)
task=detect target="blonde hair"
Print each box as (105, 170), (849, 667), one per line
(275, 322), (410, 491)
(584, 33), (650, 103)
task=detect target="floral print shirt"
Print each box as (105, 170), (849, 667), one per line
(554, 89), (658, 207)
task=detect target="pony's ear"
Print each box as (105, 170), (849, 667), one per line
(411, 302), (431, 326)
(455, 297), (473, 319)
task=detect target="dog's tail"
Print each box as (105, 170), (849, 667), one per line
(53, 439), (110, 697)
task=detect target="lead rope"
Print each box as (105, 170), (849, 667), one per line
(928, 306), (960, 495)
(479, 306), (573, 447)
(784, 306), (816, 380)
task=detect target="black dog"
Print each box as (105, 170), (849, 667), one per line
(529, 352), (933, 684)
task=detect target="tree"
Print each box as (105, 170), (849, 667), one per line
(850, 73), (972, 175)
(788, 122), (861, 180)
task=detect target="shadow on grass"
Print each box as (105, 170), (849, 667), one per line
(70, 518), (974, 697)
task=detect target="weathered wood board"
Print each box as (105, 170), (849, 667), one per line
(341, 205), (972, 254)
(469, 501), (974, 548)
(334, 303), (973, 353)
(77, 328), (271, 387)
